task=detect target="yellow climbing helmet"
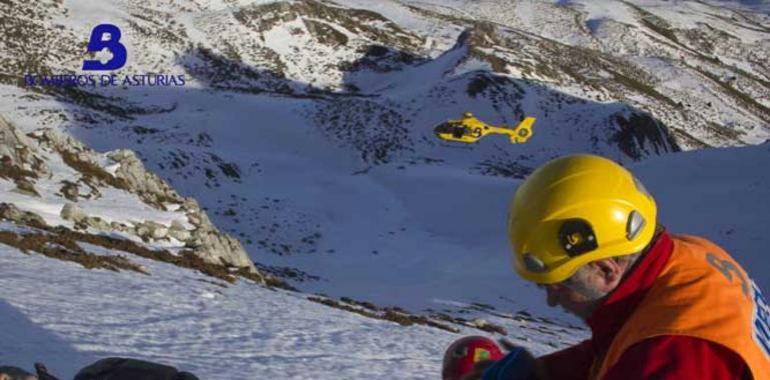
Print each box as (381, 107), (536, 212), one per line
(507, 154), (657, 284)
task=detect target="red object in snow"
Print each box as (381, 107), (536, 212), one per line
(442, 336), (504, 380)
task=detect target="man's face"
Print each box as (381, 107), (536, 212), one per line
(538, 261), (622, 321)
(541, 282), (600, 321)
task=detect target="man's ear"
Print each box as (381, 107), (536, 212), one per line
(591, 259), (624, 291)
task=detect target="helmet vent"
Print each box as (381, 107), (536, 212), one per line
(626, 210), (646, 241)
(523, 253), (547, 273)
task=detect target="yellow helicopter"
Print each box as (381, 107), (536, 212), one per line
(433, 112), (536, 144)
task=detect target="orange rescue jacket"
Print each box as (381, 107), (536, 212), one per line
(593, 235), (770, 380)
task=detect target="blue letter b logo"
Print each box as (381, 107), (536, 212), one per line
(82, 24), (127, 71)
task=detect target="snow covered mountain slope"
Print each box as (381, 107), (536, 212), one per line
(0, 140), (767, 379)
(0, 112), (584, 378)
(1, 1), (769, 376)
(1, 0), (769, 316)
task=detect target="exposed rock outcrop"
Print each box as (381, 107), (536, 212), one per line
(180, 198), (254, 269)
(0, 203), (47, 228)
(2, 117), (259, 275)
(0, 116), (48, 176)
(107, 149), (183, 208)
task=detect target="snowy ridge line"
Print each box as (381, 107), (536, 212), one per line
(396, 0), (770, 145)
(308, 294), (512, 335)
(305, 293), (589, 339)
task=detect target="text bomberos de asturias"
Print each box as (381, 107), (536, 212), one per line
(24, 73), (186, 87)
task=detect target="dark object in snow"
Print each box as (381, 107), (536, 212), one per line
(35, 363), (59, 380)
(73, 358), (199, 380)
(0, 365), (36, 380)
(34, 363), (58, 380)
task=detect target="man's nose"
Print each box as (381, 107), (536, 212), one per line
(545, 285), (560, 307)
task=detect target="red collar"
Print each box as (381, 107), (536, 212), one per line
(586, 229), (675, 352)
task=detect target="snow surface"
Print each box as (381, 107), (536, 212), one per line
(332, 0), (464, 54)
(0, 239), (582, 379)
